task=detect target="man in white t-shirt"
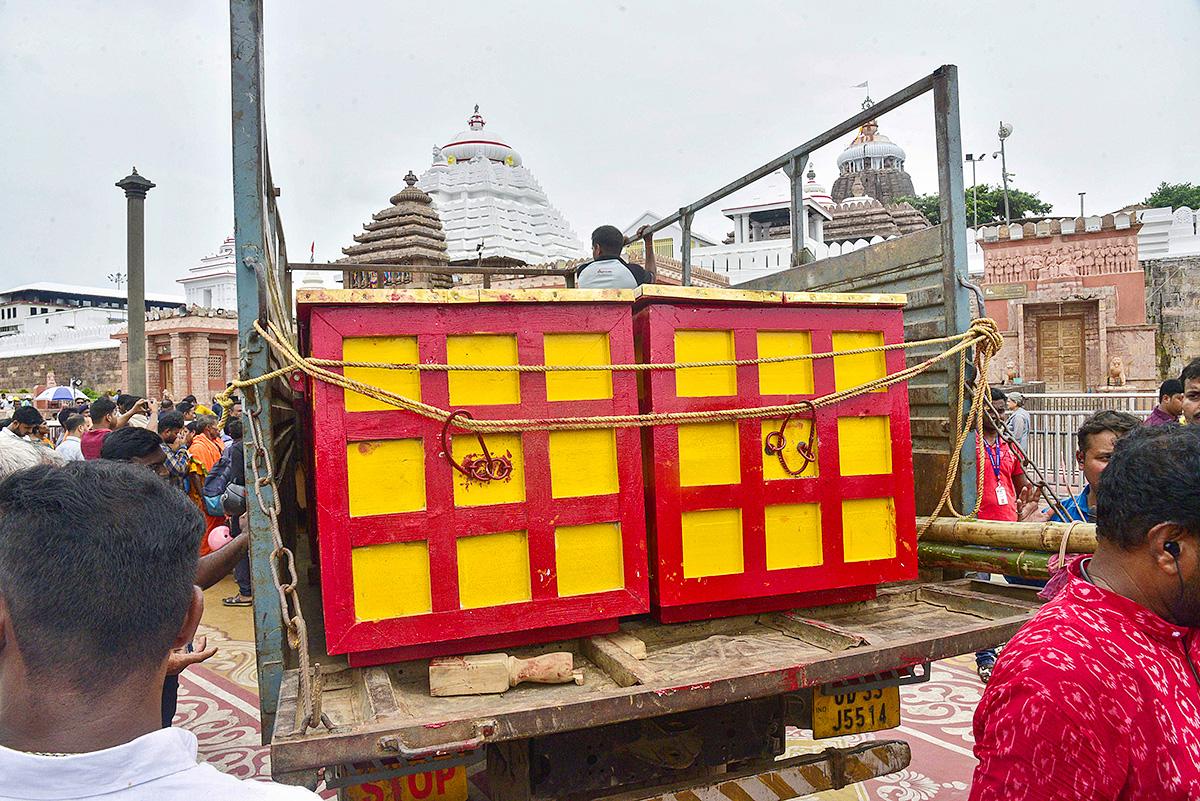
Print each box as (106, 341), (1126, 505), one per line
(0, 460), (317, 800)
(576, 225), (650, 289)
(54, 413), (88, 462)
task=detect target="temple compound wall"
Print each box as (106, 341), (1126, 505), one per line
(980, 213), (1157, 391)
(1144, 253), (1200, 380)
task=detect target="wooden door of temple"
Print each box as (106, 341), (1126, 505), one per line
(1037, 316), (1085, 391)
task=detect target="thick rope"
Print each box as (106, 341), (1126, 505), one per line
(223, 319), (1002, 435)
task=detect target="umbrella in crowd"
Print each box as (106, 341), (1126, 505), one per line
(33, 386), (88, 402)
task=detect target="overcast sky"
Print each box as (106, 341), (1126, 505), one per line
(1, 0), (1197, 295)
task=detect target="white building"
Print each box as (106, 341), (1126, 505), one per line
(621, 211), (720, 262)
(0, 283), (184, 339)
(178, 236), (238, 310)
(417, 108), (587, 265)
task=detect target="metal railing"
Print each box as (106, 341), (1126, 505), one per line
(1023, 392), (1156, 493)
(623, 66), (968, 290)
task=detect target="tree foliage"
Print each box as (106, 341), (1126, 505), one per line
(897, 184), (1052, 226)
(1142, 182), (1200, 210)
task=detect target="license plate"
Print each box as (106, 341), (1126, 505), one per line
(812, 685), (900, 739)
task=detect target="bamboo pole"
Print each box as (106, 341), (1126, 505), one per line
(917, 516), (1096, 554)
(918, 542), (1051, 580)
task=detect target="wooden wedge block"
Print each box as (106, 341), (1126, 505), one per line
(429, 652), (583, 697)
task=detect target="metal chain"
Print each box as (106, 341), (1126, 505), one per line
(245, 383), (332, 735)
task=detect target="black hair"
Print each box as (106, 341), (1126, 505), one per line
(116, 394), (139, 413)
(1097, 425), (1200, 550)
(1076, 409), (1142, 455)
(591, 225), (625, 255)
(176, 401), (195, 416)
(90, 397), (116, 424)
(12, 406), (42, 427)
(64, 414), (86, 434)
(160, 398), (174, 410)
(1160, 379), (1185, 400)
(183, 395), (197, 404)
(157, 410), (185, 433)
(100, 426), (164, 461)
(989, 386), (1007, 402)
(223, 417), (243, 440)
(1181, 358), (1200, 386)
(0, 461), (202, 690)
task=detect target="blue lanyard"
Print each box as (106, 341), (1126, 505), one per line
(982, 437), (1003, 480)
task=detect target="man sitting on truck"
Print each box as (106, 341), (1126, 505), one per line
(970, 425), (1200, 800)
(576, 225), (650, 289)
(0, 460), (316, 798)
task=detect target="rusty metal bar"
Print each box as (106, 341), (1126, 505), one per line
(288, 262), (577, 278)
(932, 64), (976, 517)
(786, 154), (808, 268)
(680, 211), (693, 286)
(642, 231), (655, 283)
(624, 70), (939, 246)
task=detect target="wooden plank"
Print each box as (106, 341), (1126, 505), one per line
(758, 611), (869, 651)
(581, 635), (662, 688)
(604, 630), (648, 660)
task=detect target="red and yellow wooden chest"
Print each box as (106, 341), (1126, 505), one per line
(633, 287), (917, 623)
(300, 288), (649, 666)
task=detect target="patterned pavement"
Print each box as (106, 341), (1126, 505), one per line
(180, 578), (983, 799)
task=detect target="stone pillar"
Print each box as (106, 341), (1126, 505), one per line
(116, 168), (155, 396)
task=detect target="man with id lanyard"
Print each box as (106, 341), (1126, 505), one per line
(973, 386), (1031, 682)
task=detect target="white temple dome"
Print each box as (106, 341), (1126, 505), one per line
(836, 120), (906, 175)
(804, 167), (834, 208)
(418, 107), (585, 266)
(440, 106), (523, 167)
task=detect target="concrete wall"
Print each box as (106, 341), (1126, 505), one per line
(0, 346), (121, 394)
(1145, 254), (1200, 378)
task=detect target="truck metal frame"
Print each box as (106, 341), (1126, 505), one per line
(231, 0), (1003, 793)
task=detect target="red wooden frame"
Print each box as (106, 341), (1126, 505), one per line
(308, 302), (649, 663)
(634, 300), (917, 623)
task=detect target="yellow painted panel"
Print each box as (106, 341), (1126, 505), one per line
(351, 541), (431, 621)
(764, 503), (823, 570)
(838, 416), (893, 476)
(544, 332), (612, 401)
(678, 421), (740, 486)
(832, 331), (887, 393)
(760, 418), (819, 480)
(343, 336), (421, 412)
(457, 531), (530, 609)
(447, 334), (520, 405)
(681, 508), (744, 578)
(757, 331), (814, 395)
(842, 497), (897, 562)
(675, 330), (736, 397)
(346, 439), (426, 517)
(555, 522), (624, 596)
(549, 429), (618, 498)
(451, 432), (525, 507)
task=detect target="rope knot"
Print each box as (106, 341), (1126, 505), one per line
(970, 318), (1004, 355)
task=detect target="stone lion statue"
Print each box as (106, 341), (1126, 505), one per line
(1004, 358), (1018, 385)
(1107, 355), (1126, 387)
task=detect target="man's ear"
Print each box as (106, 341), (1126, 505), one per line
(172, 586), (204, 651)
(1146, 522), (1186, 575)
(1076, 449), (1085, 465)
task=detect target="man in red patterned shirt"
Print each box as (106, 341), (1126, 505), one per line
(971, 424), (1200, 800)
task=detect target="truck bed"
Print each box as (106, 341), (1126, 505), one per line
(271, 579), (1039, 774)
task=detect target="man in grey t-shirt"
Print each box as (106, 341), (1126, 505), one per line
(576, 225), (650, 289)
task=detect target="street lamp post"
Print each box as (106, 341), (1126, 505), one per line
(964, 153), (986, 229)
(996, 122), (1013, 223)
(1079, 192), (1086, 218)
(116, 168), (155, 397)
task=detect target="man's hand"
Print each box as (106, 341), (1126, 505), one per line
(166, 635), (218, 675)
(1017, 484), (1053, 523)
(181, 428), (195, 448)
